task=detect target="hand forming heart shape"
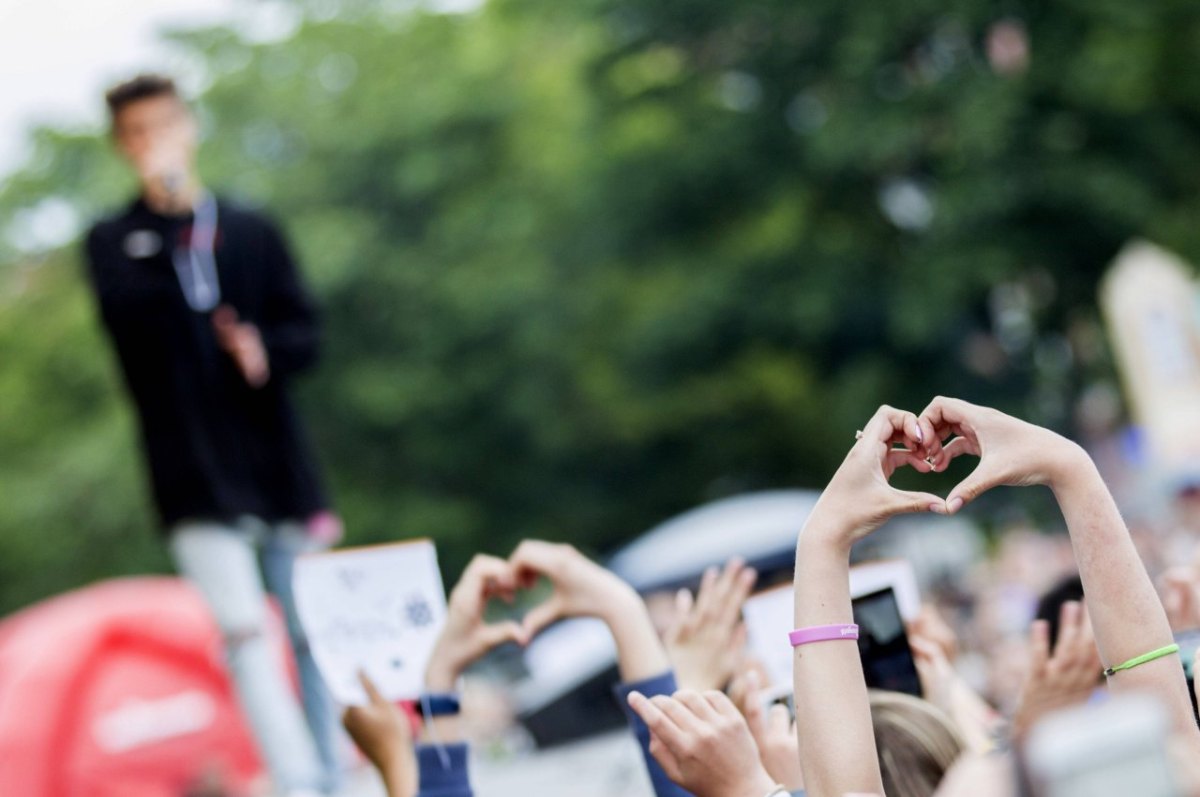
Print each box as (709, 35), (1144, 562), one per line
(813, 397), (1078, 547)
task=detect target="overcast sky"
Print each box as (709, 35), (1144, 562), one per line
(0, 0), (303, 179)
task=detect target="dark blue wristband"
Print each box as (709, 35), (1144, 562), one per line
(420, 692), (462, 717)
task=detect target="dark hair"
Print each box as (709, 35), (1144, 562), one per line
(105, 74), (183, 122)
(1035, 575), (1085, 649)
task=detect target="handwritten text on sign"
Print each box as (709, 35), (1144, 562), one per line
(294, 540), (447, 705)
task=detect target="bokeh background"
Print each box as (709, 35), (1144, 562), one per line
(4, 0), (1200, 615)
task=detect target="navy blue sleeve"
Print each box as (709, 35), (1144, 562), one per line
(415, 742), (472, 797)
(614, 671), (694, 797)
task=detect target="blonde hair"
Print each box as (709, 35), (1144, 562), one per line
(870, 690), (965, 797)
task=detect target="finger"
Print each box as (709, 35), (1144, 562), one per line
(463, 554), (517, 593)
(478, 619), (530, 650)
(728, 670), (748, 712)
(715, 563), (756, 629)
(886, 449), (934, 476)
(693, 565), (720, 619)
(653, 693), (706, 734)
(700, 688), (741, 719)
(647, 734), (683, 783)
(1027, 619), (1050, 673)
(767, 703), (792, 736)
(521, 597), (563, 638)
(944, 461), (1003, 513)
(358, 669), (386, 705)
(1052, 601), (1082, 661)
(628, 692), (689, 752)
(916, 414), (942, 460)
(887, 487), (951, 516)
(676, 689), (723, 723)
(862, 405), (922, 450)
(908, 634), (938, 663)
(713, 557), (746, 607)
(930, 435), (979, 473)
(919, 396), (974, 439)
(508, 540), (562, 584)
(674, 587), (694, 618)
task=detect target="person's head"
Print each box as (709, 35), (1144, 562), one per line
(870, 690), (964, 797)
(105, 74), (197, 178)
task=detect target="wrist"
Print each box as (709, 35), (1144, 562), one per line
(1046, 441), (1096, 495)
(797, 522), (854, 561)
(423, 650), (463, 692)
(737, 770), (783, 797)
(595, 581), (643, 625)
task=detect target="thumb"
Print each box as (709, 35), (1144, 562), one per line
(477, 620), (529, 651)
(887, 488), (951, 517)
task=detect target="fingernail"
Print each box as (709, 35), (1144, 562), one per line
(915, 425), (924, 443)
(929, 502), (946, 514)
(947, 496), (964, 513)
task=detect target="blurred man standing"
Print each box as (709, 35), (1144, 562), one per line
(84, 74), (340, 797)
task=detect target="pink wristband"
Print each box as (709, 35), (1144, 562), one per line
(788, 623), (859, 647)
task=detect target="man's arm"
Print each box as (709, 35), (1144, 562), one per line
(256, 216), (319, 378)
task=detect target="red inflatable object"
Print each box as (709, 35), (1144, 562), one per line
(0, 577), (293, 797)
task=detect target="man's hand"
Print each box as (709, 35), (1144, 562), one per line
(212, 304), (270, 388)
(342, 672), (417, 797)
(627, 688), (779, 797)
(665, 557), (757, 691)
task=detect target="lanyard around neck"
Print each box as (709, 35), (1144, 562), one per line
(172, 194), (220, 312)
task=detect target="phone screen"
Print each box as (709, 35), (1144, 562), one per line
(853, 587), (921, 696)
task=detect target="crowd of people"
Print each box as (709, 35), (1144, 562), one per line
(80, 73), (1200, 797)
(335, 398), (1200, 797)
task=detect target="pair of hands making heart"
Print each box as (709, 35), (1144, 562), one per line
(424, 540), (645, 692)
(815, 396), (1083, 546)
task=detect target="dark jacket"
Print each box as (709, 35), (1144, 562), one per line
(84, 195), (327, 531)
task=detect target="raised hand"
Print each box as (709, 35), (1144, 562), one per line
(1012, 601), (1102, 737)
(341, 671), (417, 797)
(508, 540), (670, 682)
(665, 557), (757, 691)
(425, 554), (529, 692)
(918, 396), (1084, 513)
(804, 404), (947, 549)
(627, 689), (780, 797)
(729, 667), (804, 790)
(212, 304), (270, 388)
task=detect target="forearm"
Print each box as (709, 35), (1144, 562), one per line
(603, 588), (673, 683)
(1051, 450), (1197, 738)
(793, 529), (883, 797)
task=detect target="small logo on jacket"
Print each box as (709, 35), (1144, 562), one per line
(123, 229), (162, 259)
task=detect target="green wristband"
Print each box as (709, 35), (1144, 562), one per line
(1102, 643), (1180, 677)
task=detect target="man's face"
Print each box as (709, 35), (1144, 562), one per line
(112, 94), (197, 179)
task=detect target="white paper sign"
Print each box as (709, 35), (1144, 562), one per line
(741, 559), (921, 693)
(741, 584), (794, 697)
(293, 540), (447, 705)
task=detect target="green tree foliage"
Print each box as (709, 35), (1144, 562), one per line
(3, 0), (1199, 613)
